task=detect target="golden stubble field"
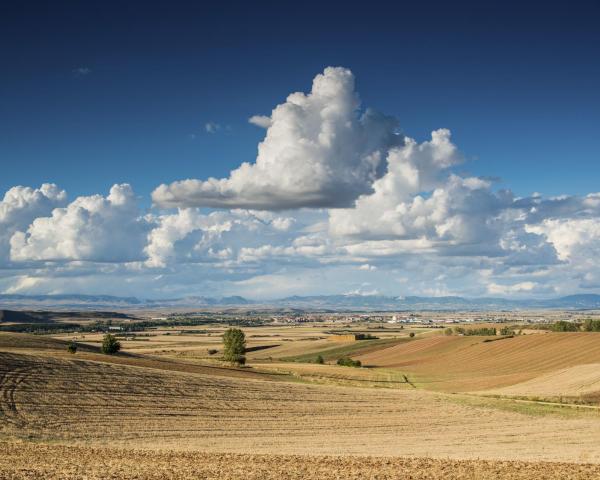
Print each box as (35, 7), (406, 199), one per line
(2, 328), (600, 478)
(2, 348), (600, 460)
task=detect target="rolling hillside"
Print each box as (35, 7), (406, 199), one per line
(0, 332), (100, 352)
(357, 333), (600, 392)
(485, 363), (600, 400)
(1, 338), (600, 463)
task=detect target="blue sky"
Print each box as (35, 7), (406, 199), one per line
(1, 1), (600, 298)
(3, 1), (599, 200)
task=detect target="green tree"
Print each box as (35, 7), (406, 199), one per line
(67, 341), (78, 354)
(222, 328), (246, 365)
(315, 354), (325, 364)
(101, 334), (121, 355)
(337, 357), (361, 368)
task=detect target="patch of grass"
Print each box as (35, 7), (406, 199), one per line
(251, 364), (415, 389)
(447, 393), (600, 418)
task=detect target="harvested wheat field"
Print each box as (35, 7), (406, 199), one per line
(2, 331), (600, 478)
(2, 348), (600, 461)
(484, 363), (600, 399)
(357, 333), (600, 392)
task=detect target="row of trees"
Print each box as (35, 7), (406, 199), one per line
(583, 319), (600, 332)
(444, 319), (600, 336)
(538, 320), (600, 332)
(445, 327), (498, 336)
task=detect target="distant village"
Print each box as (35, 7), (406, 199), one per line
(261, 310), (594, 326)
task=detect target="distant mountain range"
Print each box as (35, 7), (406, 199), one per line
(2, 293), (600, 311)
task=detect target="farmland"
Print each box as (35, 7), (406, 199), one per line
(357, 332), (600, 392)
(2, 314), (600, 478)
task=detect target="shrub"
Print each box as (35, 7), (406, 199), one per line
(337, 357), (361, 368)
(207, 349), (218, 355)
(101, 334), (121, 355)
(409, 332), (415, 338)
(223, 327), (246, 364)
(315, 355), (324, 364)
(444, 328), (453, 336)
(499, 327), (515, 336)
(550, 321), (579, 332)
(67, 341), (77, 354)
(583, 318), (600, 332)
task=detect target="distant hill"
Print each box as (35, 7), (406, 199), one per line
(2, 293), (600, 311)
(0, 310), (50, 324)
(275, 294), (600, 310)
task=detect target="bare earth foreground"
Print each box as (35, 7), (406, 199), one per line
(2, 332), (600, 478)
(2, 442), (600, 480)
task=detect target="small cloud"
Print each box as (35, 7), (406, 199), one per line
(272, 217), (295, 231)
(72, 67), (91, 77)
(358, 263), (377, 271)
(249, 115), (272, 128)
(205, 122), (221, 134)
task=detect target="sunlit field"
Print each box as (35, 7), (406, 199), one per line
(2, 317), (600, 478)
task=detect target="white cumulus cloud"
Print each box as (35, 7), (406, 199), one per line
(10, 184), (151, 263)
(152, 67), (402, 210)
(0, 184), (67, 264)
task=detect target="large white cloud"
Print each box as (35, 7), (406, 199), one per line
(527, 218), (600, 262)
(327, 129), (527, 258)
(329, 129), (467, 239)
(152, 67), (403, 210)
(10, 184), (151, 263)
(0, 184), (67, 263)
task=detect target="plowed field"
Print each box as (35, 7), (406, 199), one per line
(357, 333), (600, 392)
